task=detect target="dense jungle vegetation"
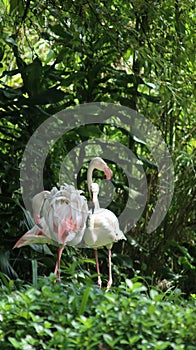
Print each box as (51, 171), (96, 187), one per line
(0, 1), (195, 348)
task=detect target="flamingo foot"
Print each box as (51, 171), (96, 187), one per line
(97, 275), (102, 289)
(54, 277), (61, 283)
(106, 279), (112, 292)
(94, 249), (102, 289)
(53, 266), (61, 283)
(56, 271), (61, 283)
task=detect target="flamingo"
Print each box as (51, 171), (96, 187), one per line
(84, 182), (126, 291)
(13, 157), (112, 281)
(13, 184), (88, 281)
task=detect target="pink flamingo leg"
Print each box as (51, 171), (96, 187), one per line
(94, 249), (102, 289)
(106, 248), (112, 292)
(54, 217), (77, 282)
(54, 219), (72, 282)
(54, 246), (64, 282)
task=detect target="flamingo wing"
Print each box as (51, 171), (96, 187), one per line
(45, 184), (88, 246)
(13, 220), (57, 249)
(84, 209), (126, 249)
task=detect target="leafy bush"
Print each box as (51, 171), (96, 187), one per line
(0, 276), (195, 349)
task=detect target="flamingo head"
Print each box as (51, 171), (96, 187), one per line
(103, 164), (112, 180)
(90, 157), (112, 180)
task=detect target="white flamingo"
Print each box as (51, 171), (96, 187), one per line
(84, 182), (126, 291)
(13, 157), (112, 281)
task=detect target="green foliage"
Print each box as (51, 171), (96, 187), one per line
(0, 0), (195, 294)
(0, 277), (196, 349)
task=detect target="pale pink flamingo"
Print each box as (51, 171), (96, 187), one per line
(13, 184), (88, 281)
(84, 182), (126, 291)
(13, 157), (112, 281)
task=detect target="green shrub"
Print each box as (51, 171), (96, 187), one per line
(0, 277), (195, 349)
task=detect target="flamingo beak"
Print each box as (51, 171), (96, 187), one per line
(104, 165), (112, 180)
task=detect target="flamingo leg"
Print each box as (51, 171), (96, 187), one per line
(106, 248), (112, 292)
(54, 246), (64, 282)
(94, 249), (102, 289)
(54, 222), (70, 282)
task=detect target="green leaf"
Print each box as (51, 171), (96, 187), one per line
(103, 333), (113, 345)
(125, 279), (133, 289)
(32, 259), (38, 288)
(149, 289), (159, 300)
(139, 92), (161, 103)
(77, 125), (101, 138)
(0, 47), (4, 61)
(9, 0), (24, 15)
(78, 286), (91, 315)
(5, 36), (18, 47)
(52, 25), (73, 41)
(137, 155), (158, 169)
(18, 87), (68, 106)
(132, 134), (147, 146)
(8, 337), (21, 348)
(128, 335), (141, 345)
(132, 282), (147, 293)
(23, 58), (43, 96)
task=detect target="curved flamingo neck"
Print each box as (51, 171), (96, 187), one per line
(92, 186), (100, 210)
(87, 165), (94, 193)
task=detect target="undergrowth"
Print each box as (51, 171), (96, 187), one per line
(0, 274), (196, 350)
